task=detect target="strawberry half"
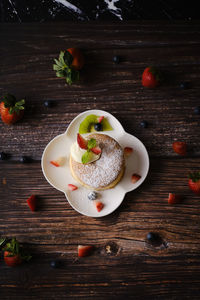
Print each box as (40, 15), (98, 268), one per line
(77, 133), (88, 150)
(124, 147), (133, 157)
(131, 174), (141, 183)
(98, 116), (104, 123)
(188, 172), (200, 195)
(91, 146), (101, 155)
(168, 193), (182, 205)
(172, 142), (186, 156)
(50, 160), (60, 167)
(27, 195), (37, 212)
(95, 201), (104, 212)
(50, 157), (65, 167)
(68, 184), (78, 191)
(78, 245), (94, 257)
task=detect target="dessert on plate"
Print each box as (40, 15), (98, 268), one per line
(70, 133), (125, 190)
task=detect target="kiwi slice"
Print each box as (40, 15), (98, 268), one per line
(79, 114), (113, 133)
(79, 114), (98, 134)
(101, 118), (113, 131)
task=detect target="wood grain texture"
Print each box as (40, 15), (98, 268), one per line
(0, 22), (200, 299)
(0, 23), (200, 159)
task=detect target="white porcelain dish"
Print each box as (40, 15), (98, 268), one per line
(41, 109), (149, 217)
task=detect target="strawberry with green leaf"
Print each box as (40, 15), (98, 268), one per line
(0, 94), (25, 124)
(3, 237), (31, 267)
(188, 172), (200, 195)
(142, 67), (162, 88)
(77, 134), (101, 164)
(53, 48), (84, 85)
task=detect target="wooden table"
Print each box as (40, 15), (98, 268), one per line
(0, 22), (200, 299)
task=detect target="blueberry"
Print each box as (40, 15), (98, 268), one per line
(194, 106), (200, 115)
(147, 232), (156, 242)
(140, 121), (148, 128)
(180, 82), (190, 89)
(50, 260), (61, 269)
(88, 191), (98, 200)
(113, 55), (120, 64)
(94, 123), (102, 131)
(20, 156), (31, 163)
(0, 152), (7, 160)
(44, 100), (53, 107)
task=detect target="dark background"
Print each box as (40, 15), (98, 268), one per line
(0, 0), (199, 22)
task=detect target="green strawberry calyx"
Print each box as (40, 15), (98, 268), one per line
(53, 50), (79, 85)
(188, 171), (200, 183)
(3, 94), (25, 115)
(149, 67), (163, 83)
(3, 237), (32, 261)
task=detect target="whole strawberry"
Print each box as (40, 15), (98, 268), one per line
(3, 237), (31, 267)
(0, 94), (25, 124)
(53, 49), (84, 85)
(188, 172), (200, 195)
(142, 67), (162, 88)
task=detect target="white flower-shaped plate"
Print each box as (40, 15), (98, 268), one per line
(41, 109), (149, 217)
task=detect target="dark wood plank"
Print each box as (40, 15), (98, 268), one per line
(0, 158), (200, 248)
(0, 158), (200, 299)
(0, 22), (200, 159)
(0, 22), (200, 299)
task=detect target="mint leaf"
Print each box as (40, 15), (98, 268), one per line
(59, 51), (65, 65)
(88, 138), (96, 150)
(16, 99), (25, 106)
(82, 150), (92, 164)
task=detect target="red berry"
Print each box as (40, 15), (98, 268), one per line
(4, 251), (22, 267)
(98, 116), (104, 123)
(50, 160), (60, 167)
(77, 133), (88, 150)
(131, 174), (141, 183)
(172, 142), (186, 156)
(68, 184), (78, 191)
(95, 201), (104, 212)
(188, 172), (200, 195)
(168, 193), (182, 205)
(91, 146), (101, 155)
(124, 147), (133, 157)
(78, 245), (94, 257)
(50, 157), (65, 167)
(142, 67), (161, 88)
(27, 195), (37, 212)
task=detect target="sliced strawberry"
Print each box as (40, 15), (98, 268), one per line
(168, 193), (182, 205)
(95, 201), (104, 212)
(131, 174), (141, 183)
(124, 147), (133, 157)
(91, 146), (101, 155)
(68, 184), (78, 191)
(50, 157), (65, 167)
(77, 133), (88, 150)
(98, 116), (104, 123)
(27, 195), (36, 212)
(78, 245), (94, 257)
(172, 142), (186, 156)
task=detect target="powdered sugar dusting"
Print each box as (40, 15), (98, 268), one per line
(71, 134), (124, 189)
